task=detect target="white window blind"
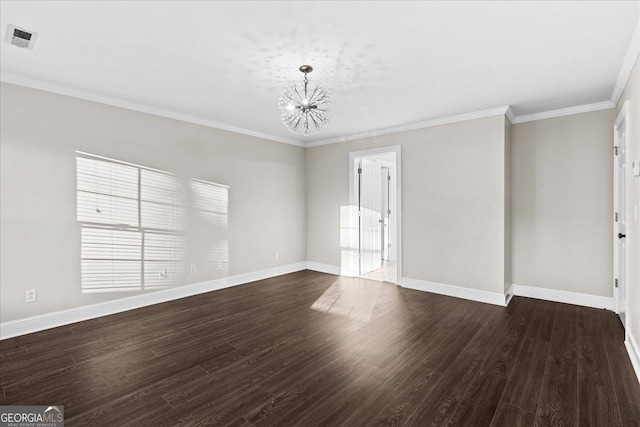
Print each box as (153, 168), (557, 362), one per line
(77, 154), (185, 293)
(76, 157), (139, 226)
(141, 169), (184, 230)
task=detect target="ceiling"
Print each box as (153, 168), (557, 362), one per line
(1, 1), (638, 145)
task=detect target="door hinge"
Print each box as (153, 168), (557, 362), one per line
(388, 209), (391, 215)
(358, 167), (362, 174)
(615, 212), (619, 222)
(615, 278), (619, 288)
(387, 175), (391, 181)
(613, 146), (619, 156)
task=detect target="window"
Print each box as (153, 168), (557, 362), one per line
(76, 152), (228, 293)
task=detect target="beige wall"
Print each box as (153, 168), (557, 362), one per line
(306, 115), (509, 294)
(511, 109), (616, 297)
(0, 83), (307, 323)
(1, 69), (633, 328)
(616, 56), (640, 348)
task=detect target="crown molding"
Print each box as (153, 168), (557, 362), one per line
(0, 73), (305, 147)
(610, 18), (640, 108)
(505, 106), (516, 124)
(4, 23), (637, 150)
(305, 106), (512, 147)
(510, 100), (616, 124)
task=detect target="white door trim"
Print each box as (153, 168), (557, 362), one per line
(349, 146), (402, 283)
(613, 101), (630, 330)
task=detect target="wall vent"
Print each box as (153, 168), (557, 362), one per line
(5, 24), (38, 50)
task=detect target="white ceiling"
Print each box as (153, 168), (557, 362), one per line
(1, 1), (638, 145)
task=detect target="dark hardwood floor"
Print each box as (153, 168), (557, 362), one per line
(1, 270), (639, 426)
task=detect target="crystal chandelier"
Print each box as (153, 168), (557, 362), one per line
(279, 65), (330, 136)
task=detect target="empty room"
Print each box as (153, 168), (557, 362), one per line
(1, 1), (639, 426)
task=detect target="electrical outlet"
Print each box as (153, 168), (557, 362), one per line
(190, 264), (197, 274)
(275, 251), (279, 260)
(25, 289), (37, 303)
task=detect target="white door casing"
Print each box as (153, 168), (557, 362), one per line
(348, 146), (402, 282)
(380, 161), (398, 262)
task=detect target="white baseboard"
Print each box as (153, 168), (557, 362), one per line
(505, 284), (515, 306)
(510, 284), (614, 310)
(0, 262), (307, 340)
(401, 277), (506, 306)
(0, 264), (621, 340)
(305, 261), (341, 276)
(626, 331), (640, 386)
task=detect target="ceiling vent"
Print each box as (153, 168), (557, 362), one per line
(5, 24), (38, 50)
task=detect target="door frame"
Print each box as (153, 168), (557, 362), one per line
(613, 101), (630, 329)
(349, 145), (402, 283)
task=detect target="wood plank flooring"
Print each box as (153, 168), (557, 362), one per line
(1, 270), (639, 426)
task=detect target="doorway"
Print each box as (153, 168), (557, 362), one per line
(613, 102), (629, 330)
(349, 146), (402, 284)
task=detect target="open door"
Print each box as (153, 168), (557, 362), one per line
(347, 146), (401, 283)
(381, 166), (391, 261)
(614, 103), (629, 328)
(359, 158), (382, 275)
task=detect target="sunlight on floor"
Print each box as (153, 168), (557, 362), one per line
(361, 261), (397, 284)
(310, 277), (395, 323)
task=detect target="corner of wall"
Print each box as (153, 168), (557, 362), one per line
(504, 116), (513, 293)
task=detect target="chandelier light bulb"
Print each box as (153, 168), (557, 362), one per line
(279, 65), (330, 136)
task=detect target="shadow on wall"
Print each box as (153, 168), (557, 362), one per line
(76, 152), (229, 293)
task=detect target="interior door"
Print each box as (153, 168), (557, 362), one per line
(381, 167), (390, 261)
(359, 159), (382, 275)
(615, 118), (627, 328)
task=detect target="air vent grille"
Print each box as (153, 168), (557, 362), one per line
(5, 24), (38, 50)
